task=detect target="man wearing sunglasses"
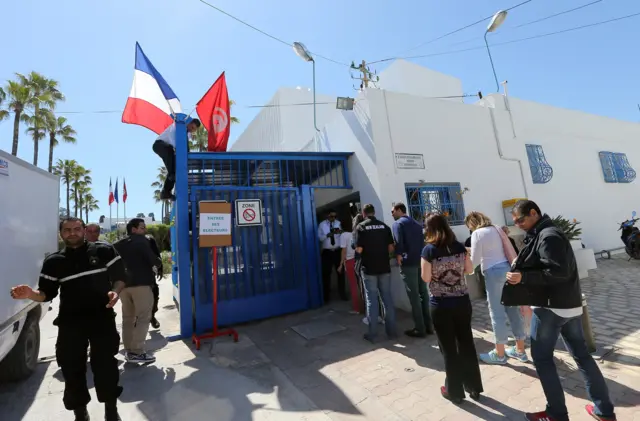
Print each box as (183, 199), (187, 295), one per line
(318, 210), (347, 302)
(504, 200), (615, 421)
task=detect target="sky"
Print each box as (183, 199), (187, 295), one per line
(1, 0), (639, 222)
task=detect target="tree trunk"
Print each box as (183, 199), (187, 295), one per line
(74, 182), (78, 218)
(66, 183), (71, 217)
(48, 134), (55, 173)
(85, 206), (89, 223)
(33, 105), (39, 166)
(11, 111), (20, 156)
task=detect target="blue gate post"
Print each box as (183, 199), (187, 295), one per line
(301, 185), (323, 307)
(174, 114), (194, 338)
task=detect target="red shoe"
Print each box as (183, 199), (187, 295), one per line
(523, 411), (558, 421)
(585, 404), (616, 420)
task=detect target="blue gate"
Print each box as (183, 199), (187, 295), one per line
(170, 118), (353, 338)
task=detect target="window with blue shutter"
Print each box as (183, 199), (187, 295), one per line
(525, 144), (553, 184)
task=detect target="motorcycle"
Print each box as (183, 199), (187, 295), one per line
(618, 211), (640, 260)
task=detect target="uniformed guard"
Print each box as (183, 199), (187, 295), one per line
(354, 204), (398, 343)
(10, 217), (126, 421)
(146, 234), (163, 329)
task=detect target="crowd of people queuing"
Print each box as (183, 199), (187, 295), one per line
(318, 199), (616, 421)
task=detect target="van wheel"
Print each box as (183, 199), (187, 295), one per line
(0, 315), (40, 382)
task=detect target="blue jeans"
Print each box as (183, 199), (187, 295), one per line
(363, 273), (397, 338)
(531, 308), (615, 421)
(483, 261), (526, 344)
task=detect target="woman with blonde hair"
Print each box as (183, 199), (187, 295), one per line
(465, 211), (527, 365)
(421, 213), (483, 403)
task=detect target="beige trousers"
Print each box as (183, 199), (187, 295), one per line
(120, 286), (154, 355)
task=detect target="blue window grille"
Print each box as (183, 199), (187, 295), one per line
(599, 151), (636, 183)
(405, 183), (466, 226)
(525, 144), (553, 184)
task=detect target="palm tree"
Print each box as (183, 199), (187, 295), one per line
(152, 167), (170, 223)
(18, 72), (65, 166)
(4, 79), (33, 156)
(44, 112), (76, 173)
(189, 100), (239, 151)
(83, 193), (99, 223)
(71, 166), (91, 218)
(0, 87), (9, 122)
(53, 159), (78, 216)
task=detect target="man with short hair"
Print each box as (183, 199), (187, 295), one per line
(392, 202), (433, 337)
(114, 218), (162, 363)
(504, 200), (616, 421)
(11, 217), (126, 421)
(318, 209), (347, 302)
(355, 204), (397, 342)
(152, 118), (201, 201)
(85, 223), (102, 243)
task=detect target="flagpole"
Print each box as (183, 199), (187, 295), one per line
(109, 204), (112, 233)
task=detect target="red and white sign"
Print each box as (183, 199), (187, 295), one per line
(236, 199), (263, 226)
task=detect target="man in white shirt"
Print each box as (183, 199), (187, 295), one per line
(152, 118), (201, 201)
(317, 209), (347, 302)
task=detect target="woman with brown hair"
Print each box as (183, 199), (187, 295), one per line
(421, 213), (483, 404)
(465, 211), (527, 365)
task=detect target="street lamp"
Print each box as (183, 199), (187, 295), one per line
(484, 10), (508, 92)
(293, 42), (319, 133)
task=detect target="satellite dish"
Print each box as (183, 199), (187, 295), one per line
(633, 211), (637, 218)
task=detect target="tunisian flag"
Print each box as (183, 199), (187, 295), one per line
(196, 72), (230, 152)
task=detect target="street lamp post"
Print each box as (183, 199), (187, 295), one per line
(293, 42), (320, 133)
(484, 10), (508, 92)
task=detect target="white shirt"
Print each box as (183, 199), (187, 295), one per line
(470, 226), (508, 271)
(340, 232), (356, 260)
(156, 123), (192, 148)
(318, 219), (342, 250)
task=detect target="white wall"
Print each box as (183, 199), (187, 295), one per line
(487, 94), (640, 251)
(377, 59), (464, 101)
(231, 87), (338, 152)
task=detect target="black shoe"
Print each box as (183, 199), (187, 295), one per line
(464, 387), (481, 401)
(151, 317), (160, 329)
(404, 328), (427, 338)
(105, 401), (121, 421)
(425, 327), (435, 335)
(440, 386), (463, 404)
(74, 407), (90, 421)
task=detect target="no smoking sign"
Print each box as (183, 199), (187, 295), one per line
(235, 199), (263, 226)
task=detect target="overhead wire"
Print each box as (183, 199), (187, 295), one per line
(371, 0), (535, 64)
(196, 0), (350, 67)
(376, 11), (640, 63)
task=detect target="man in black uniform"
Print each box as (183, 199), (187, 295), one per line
(354, 204), (398, 343)
(146, 234), (163, 329)
(10, 217), (126, 421)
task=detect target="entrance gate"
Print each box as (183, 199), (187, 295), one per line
(170, 132), (352, 338)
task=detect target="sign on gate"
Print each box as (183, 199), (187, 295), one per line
(199, 201), (233, 247)
(235, 199), (263, 227)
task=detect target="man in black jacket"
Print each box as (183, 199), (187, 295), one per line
(114, 218), (162, 364)
(146, 234), (163, 329)
(505, 200), (615, 421)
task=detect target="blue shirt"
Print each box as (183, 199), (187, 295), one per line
(392, 216), (424, 267)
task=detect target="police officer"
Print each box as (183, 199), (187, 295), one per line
(10, 217), (126, 421)
(146, 234), (163, 329)
(354, 204), (398, 343)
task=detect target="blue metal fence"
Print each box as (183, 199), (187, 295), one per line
(172, 149), (352, 336)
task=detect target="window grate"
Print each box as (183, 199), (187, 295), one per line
(525, 144), (553, 184)
(404, 183), (466, 226)
(599, 151), (636, 183)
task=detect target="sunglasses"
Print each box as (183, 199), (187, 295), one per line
(514, 214), (528, 224)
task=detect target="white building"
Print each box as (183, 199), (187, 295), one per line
(232, 59), (640, 254)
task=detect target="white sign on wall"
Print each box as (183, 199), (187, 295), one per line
(236, 199), (263, 226)
(199, 213), (232, 235)
(395, 153), (425, 170)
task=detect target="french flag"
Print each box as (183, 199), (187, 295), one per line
(122, 42), (182, 134)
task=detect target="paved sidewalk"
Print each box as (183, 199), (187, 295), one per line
(239, 255), (640, 421)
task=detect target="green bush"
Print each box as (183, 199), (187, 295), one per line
(147, 224), (171, 252)
(161, 251), (172, 275)
(551, 215), (582, 241)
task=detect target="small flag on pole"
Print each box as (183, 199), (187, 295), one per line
(114, 178), (119, 204)
(123, 178), (128, 203)
(196, 72), (231, 152)
(108, 178), (115, 206)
